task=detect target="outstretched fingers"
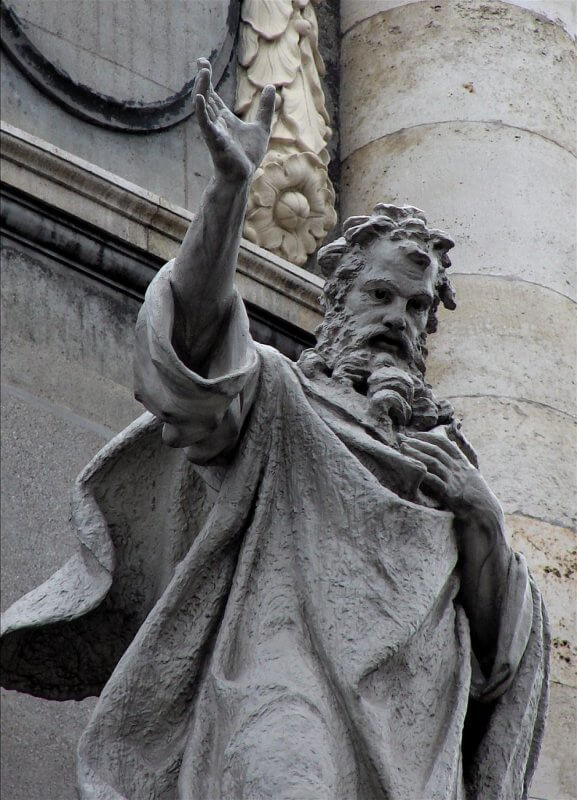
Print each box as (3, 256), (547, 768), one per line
(256, 85), (276, 132)
(195, 94), (225, 150)
(196, 57), (212, 79)
(209, 85), (226, 111)
(194, 63), (211, 100)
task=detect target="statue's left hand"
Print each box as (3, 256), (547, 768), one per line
(402, 431), (512, 658)
(400, 431), (503, 526)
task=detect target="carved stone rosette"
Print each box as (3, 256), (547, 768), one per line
(235, 0), (337, 266)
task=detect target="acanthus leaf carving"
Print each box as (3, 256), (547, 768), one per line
(235, 0), (336, 266)
(245, 23), (300, 88)
(238, 22), (260, 68)
(280, 66), (330, 154)
(241, 0), (294, 40)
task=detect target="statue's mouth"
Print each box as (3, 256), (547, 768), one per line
(367, 332), (407, 356)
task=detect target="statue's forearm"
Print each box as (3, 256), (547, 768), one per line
(456, 509), (511, 667)
(169, 173), (251, 368)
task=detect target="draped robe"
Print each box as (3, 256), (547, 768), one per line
(1, 263), (549, 799)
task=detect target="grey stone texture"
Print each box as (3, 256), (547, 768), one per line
(1, 388), (101, 800)
(0, 239), (144, 799)
(509, 515), (576, 689)
(1, 0), (239, 210)
(1, 246), (142, 429)
(340, 1), (576, 159)
(427, 275), (576, 414)
(12, 0), (232, 103)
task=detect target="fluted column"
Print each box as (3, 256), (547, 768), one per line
(340, 2), (576, 797)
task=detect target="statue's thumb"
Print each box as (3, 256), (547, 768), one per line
(257, 85), (276, 130)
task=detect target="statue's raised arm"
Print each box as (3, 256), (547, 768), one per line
(132, 60), (274, 454)
(170, 58), (275, 370)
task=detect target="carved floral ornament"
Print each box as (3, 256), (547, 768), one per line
(235, 0), (337, 266)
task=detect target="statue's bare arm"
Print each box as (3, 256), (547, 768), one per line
(169, 59), (275, 369)
(401, 432), (512, 668)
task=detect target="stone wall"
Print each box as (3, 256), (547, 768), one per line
(1, 245), (141, 800)
(1, 0), (239, 210)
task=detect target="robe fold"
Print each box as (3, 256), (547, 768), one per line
(1, 264), (549, 800)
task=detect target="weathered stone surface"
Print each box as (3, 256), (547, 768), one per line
(11, 0), (232, 102)
(1, 37), (238, 210)
(452, 396), (576, 529)
(341, 1), (576, 36)
(1, 387), (105, 800)
(340, 0), (576, 158)
(529, 681), (577, 800)
(342, 123), (576, 300)
(0, 389), (111, 607)
(427, 275), (577, 417)
(341, 1), (419, 35)
(1, 54), (193, 208)
(0, 690), (95, 800)
(505, 0), (576, 36)
(1, 247), (142, 429)
(508, 514), (576, 688)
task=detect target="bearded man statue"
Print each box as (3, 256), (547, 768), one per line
(1, 60), (549, 800)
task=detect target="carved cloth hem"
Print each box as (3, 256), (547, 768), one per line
(0, 265), (549, 800)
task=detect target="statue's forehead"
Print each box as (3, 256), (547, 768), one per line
(359, 239), (438, 289)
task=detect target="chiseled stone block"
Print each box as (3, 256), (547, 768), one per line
(341, 1), (576, 37)
(427, 274), (577, 417)
(450, 395), (576, 529)
(340, 0), (576, 159)
(508, 514), (576, 688)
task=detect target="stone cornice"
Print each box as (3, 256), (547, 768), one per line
(0, 121), (324, 333)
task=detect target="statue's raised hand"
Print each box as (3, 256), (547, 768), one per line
(194, 58), (275, 183)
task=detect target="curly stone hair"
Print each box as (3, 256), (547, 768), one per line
(317, 204), (456, 334)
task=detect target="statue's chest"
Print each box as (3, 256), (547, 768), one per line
(294, 372), (441, 509)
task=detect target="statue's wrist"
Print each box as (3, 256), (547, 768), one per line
(209, 171), (252, 200)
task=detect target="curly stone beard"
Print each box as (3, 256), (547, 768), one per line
(299, 308), (453, 431)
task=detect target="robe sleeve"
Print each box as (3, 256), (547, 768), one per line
(470, 551), (535, 703)
(133, 260), (261, 464)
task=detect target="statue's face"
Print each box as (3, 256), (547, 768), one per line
(343, 237), (437, 364)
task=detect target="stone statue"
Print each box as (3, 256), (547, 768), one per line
(1, 60), (549, 800)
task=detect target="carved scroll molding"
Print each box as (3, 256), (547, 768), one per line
(235, 0), (337, 266)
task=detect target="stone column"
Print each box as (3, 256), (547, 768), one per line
(340, 2), (576, 797)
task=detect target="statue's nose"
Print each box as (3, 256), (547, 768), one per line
(384, 316), (406, 332)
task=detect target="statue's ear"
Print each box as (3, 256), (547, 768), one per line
(317, 238), (348, 277)
(439, 278), (457, 311)
(426, 299), (440, 334)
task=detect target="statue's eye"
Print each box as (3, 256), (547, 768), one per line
(407, 297), (429, 313)
(373, 288), (391, 302)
